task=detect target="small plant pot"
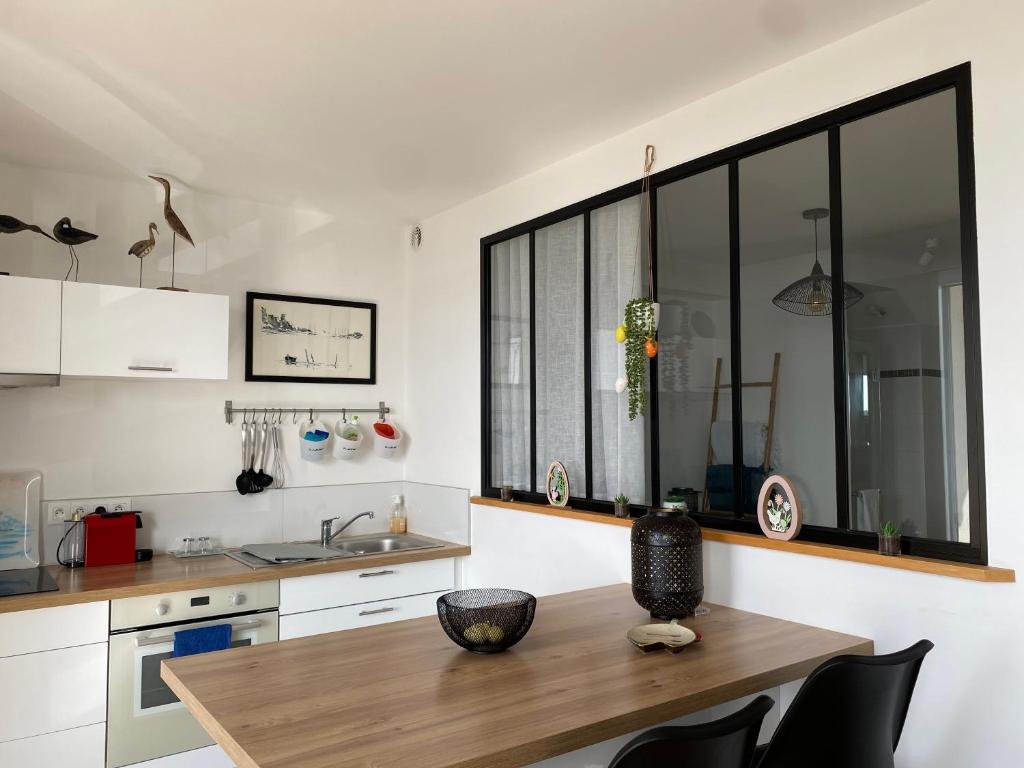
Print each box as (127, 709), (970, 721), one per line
(298, 419), (331, 462)
(372, 421), (403, 458)
(500, 485), (514, 502)
(878, 533), (901, 556)
(331, 421), (364, 460)
(614, 503), (630, 519)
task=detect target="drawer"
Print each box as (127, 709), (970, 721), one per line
(280, 558), (454, 615)
(0, 601), (108, 658)
(0, 722), (106, 768)
(280, 592), (444, 639)
(0, 643), (107, 743)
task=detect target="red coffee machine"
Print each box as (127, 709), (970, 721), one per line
(83, 511), (140, 567)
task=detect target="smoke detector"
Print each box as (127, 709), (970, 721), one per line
(411, 225), (422, 249)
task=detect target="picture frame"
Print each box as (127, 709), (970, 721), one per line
(756, 474), (802, 541)
(245, 291), (377, 384)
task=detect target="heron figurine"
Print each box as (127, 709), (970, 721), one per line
(52, 217), (98, 281)
(149, 175), (194, 291)
(0, 214), (57, 242)
(128, 222), (159, 288)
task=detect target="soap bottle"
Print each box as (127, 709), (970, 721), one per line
(389, 494), (408, 534)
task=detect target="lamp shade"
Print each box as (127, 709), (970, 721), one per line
(772, 261), (864, 316)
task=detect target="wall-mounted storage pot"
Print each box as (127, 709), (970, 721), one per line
(372, 421), (403, 458)
(332, 419), (364, 460)
(0, 276), (61, 387)
(60, 282), (229, 380)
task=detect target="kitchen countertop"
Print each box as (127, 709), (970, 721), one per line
(162, 583), (873, 768)
(0, 535), (469, 614)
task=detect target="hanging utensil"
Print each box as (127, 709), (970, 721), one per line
(236, 411), (252, 495)
(256, 417), (273, 489)
(271, 411), (286, 489)
(247, 418), (263, 493)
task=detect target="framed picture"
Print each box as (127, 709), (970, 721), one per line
(756, 474), (802, 541)
(245, 292), (376, 384)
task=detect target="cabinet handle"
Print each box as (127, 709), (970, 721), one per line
(358, 569), (396, 578)
(128, 365), (175, 372)
(358, 606), (396, 616)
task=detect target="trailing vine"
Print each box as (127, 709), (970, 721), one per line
(624, 297), (655, 420)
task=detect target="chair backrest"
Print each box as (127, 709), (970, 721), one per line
(756, 639), (934, 768)
(609, 695), (774, 768)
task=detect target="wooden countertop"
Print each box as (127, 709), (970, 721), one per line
(162, 583), (873, 768)
(0, 537), (470, 614)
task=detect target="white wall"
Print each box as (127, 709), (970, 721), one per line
(0, 162), (408, 500)
(406, 0), (1024, 764)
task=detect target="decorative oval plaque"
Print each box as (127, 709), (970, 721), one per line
(756, 474), (802, 541)
(546, 460), (569, 507)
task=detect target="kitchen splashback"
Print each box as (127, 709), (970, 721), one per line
(40, 481), (469, 565)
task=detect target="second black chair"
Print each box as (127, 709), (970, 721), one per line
(754, 639), (934, 768)
(609, 694), (774, 768)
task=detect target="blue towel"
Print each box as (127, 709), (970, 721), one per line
(172, 624), (232, 658)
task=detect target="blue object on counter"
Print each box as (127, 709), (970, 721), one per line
(303, 430), (330, 441)
(172, 624), (232, 658)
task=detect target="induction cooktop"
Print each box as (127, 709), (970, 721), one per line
(0, 567), (59, 599)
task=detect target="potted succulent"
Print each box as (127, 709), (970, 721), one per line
(614, 494), (630, 519)
(878, 521), (901, 556)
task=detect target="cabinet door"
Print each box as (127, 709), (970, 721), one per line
(0, 722), (105, 768)
(0, 643), (107, 742)
(0, 276), (61, 374)
(0, 601), (108, 657)
(280, 558), (455, 615)
(60, 282), (228, 380)
(280, 591), (443, 640)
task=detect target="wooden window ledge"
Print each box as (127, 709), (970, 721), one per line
(470, 496), (1015, 584)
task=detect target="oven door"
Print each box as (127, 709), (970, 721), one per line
(107, 611), (278, 768)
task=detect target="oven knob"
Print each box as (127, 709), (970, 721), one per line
(229, 593), (247, 607)
(155, 601), (170, 617)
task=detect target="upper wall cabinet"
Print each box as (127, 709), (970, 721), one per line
(61, 282), (229, 380)
(0, 276), (61, 377)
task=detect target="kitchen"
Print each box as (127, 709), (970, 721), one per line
(1, 2), (1023, 767)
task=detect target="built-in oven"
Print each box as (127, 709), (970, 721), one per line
(107, 581), (279, 768)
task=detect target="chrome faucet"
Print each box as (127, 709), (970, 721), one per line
(320, 511), (375, 548)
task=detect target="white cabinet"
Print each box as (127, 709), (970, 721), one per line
(280, 591), (443, 639)
(280, 558), (455, 615)
(60, 282), (228, 380)
(0, 600), (108, 657)
(0, 722), (105, 768)
(0, 642), (107, 742)
(0, 275), (61, 374)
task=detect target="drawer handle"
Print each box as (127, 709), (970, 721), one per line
(358, 570), (396, 578)
(128, 365), (175, 372)
(358, 606), (396, 616)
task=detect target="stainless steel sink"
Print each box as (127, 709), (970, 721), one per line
(225, 534), (442, 569)
(328, 534), (442, 556)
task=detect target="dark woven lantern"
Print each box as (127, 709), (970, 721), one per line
(631, 508), (704, 619)
(772, 208), (864, 316)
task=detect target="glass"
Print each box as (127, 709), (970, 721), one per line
(841, 88), (968, 542)
(535, 217), (587, 494)
(139, 639), (249, 710)
(591, 195), (649, 505)
(489, 234), (532, 490)
(656, 166), (731, 513)
(739, 132), (837, 525)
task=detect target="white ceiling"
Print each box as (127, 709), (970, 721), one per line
(0, 0), (928, 220)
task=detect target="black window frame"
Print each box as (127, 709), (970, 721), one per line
(480, 63), (986, 565)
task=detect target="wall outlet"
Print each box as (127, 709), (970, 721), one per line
(46, 498), (133, 525)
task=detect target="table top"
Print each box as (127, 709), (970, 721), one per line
(162, 583), (873, 768)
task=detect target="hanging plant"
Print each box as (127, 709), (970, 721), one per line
(624, 296), (655, 420)
(619, 144), (659, 422)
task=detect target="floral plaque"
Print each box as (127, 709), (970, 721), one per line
(546, 461), (570, 507)
(756, 474), (802, 541)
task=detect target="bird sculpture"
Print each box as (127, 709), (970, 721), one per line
(128, 222), (159, 288)
(149, 175), (194, 290)
(0, 214), (57, 242)
(52, 217), (98, 281)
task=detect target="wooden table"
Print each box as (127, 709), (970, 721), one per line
(162, 584), (872, 768)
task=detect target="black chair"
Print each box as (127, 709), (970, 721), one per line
(609, 695), (774, 768)
(754, 639), (934, 768)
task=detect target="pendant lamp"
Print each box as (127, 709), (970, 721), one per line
(772, 208), (863, 316)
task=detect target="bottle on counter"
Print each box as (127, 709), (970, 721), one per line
(57, 510), (85, 568)
(389, 494), (408, 534)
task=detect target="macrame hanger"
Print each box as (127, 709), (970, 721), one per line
(630, 144), (657, 299)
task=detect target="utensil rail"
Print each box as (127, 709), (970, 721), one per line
(224, 400), (392, 425)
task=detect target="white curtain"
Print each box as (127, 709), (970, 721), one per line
(535, 218), (586, 494)
(490, 235), (531, 489)
(590, 198), (648, 503)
